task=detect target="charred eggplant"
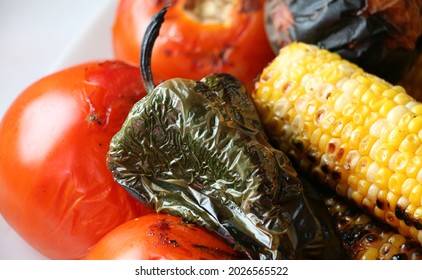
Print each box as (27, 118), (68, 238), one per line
(264, 0), (422, 83)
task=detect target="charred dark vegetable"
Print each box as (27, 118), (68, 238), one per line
(106, 7), (344, 260)
(324, 193), (422, 260)
(264, 0), (422, 83)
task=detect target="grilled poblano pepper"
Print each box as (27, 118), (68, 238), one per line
(106, 6), (344, 260)
(107, 73), (344, 259)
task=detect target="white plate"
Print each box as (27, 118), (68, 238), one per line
(0, 0), (118, 260)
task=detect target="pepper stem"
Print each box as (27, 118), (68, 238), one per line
(140, 7), (168, 94)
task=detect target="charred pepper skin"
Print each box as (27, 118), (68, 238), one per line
(264, 0), (422, 83)
(106, 73), (345, 260)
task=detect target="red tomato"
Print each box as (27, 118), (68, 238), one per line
(112, 0), (275, 91)
(0, 61), (153, 260)
(84, 213), (244, 260)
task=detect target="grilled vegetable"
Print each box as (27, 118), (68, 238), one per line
(324, 192), (422, 260)
(264, 0), (422, 83)
(400, 53), (422, 101)
(106, 9), (344, 260)
(252, 42), (422, 246)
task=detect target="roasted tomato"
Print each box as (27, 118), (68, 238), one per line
(84, 213), (244, 260)
(0, 61), (152, 260)
(112, 0), (275, 91)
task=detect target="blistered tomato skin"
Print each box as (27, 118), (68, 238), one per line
(112, 0), (275, 91)
(0, 61), (152, 260)
(85, 213), (243, 260)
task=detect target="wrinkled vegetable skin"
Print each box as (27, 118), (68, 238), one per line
(264, 0), (422, 83)
(107, 73), (344, 259)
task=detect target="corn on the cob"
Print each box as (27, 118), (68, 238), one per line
(252, 42), (422, 245)
(324, 192), (422, 260)
(400, 54), (422, 101)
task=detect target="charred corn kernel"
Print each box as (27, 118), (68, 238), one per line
(324, 193), (422, 260)
(252, 42), (422, 245)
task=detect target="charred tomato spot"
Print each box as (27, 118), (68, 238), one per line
(163, 48), (173, 57)
(86, 113), (102, 125)
(192, 244), (242, 259)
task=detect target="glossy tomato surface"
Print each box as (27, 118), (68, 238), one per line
(112, 0), (275, 90)
(85, 213), (244, 260)
(0, 61), (152, 260)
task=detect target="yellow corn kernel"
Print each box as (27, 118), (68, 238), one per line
(398, 111), (417, 130)
(356, 156), (372, 178)
(385, 210), (400, 228)
(310, 128), (323, 147)
(359, 134), (377, 156)
(342, 99), (359, 119)
(379, 100), (398, 118)
(341, 122), (356, 144)
(360, 247), (379, 260)
(357, 178), (371, 196)
(351, 191), (364, 205)
(349, 126), (366, 149)
(402, 178), (419, 198)
(386, 105), (409, 125)
(389, 173), (407, 195)
(410, 104), (422, 115)
(406, 156), (422, 178)
(387, 127), (407, 149)
(414, 207), (422, 220)
(388, 234), (407, 248)
(374, 143), (396, 167)
(408, 116), (422, 134)
(253, 42), (422, 246)
(409, 184), (422, 206)
(393, 152), (412, 173)
(321, 112), (337, 133)
(399, 134), (420, 154)
(331, 117), (347, 138)
(318, 133), (331, 154)
(353, 105), (370, 126)
(392, 91), (414, 105)
(363, 111), (380, 130)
